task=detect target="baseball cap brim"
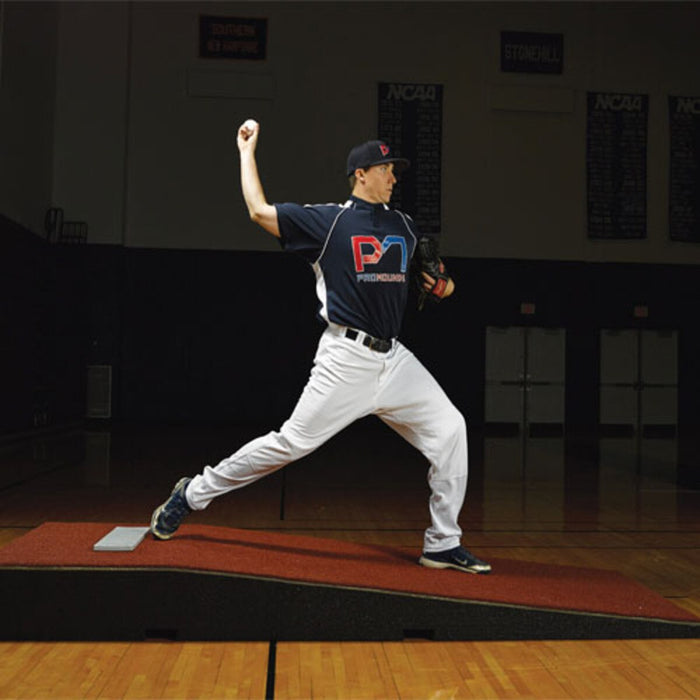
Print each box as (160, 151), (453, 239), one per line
(368, 157), (410, 174)
(347, 156), (410, 177)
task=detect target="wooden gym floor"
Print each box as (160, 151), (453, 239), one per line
(0, 419), (698, 699)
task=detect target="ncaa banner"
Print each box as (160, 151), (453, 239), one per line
(669, 96), (700, 242)
(378, 83), (443, 235)
(586, 92), (648, 239)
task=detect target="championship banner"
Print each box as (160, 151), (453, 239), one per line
(378, 83), (443, 234)
(669, 96), (700, 242)
(586, 91), (648, 239)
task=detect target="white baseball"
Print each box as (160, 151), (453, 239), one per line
(243, 119), (258, 132)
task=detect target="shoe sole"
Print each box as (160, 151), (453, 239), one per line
(418, 555), (491, 575)
(150, 503), (172, 540)
(149, 477), (191, 541)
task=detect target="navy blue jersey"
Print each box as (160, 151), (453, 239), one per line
(275, 195), (419, 339)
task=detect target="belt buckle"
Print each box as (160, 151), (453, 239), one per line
(345, 327), (391, 353)
(367, 336), (391, 353)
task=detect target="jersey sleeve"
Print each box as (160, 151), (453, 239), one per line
(396, 210), (421, 259)
(275, 202), (337, 263)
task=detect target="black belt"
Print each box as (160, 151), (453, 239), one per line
(344, 328), (393, 353)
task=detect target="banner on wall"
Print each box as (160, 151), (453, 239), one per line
(199, 16), (267, 60)
(377, 83), (443, 234)
(669, 96), (700, 243)
(586, 92), (648, 239)
(500, 31), (563, 74)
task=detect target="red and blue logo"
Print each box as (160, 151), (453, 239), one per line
(352, 235), (407, 281)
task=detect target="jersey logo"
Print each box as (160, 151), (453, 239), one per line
(352, 235), (408, 273)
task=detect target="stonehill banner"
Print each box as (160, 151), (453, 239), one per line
(500, 31), (563, 74)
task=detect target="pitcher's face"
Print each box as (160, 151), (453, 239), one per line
(358, 163), (397, 204)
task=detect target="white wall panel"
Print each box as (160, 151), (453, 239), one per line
(4, 0), (698, 262)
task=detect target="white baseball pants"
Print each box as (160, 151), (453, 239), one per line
(186, 323), (468, 552)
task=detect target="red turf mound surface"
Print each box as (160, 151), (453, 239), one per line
(0, 521), (696, 623)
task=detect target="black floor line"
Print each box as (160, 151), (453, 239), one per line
(265, 639), (277, 700)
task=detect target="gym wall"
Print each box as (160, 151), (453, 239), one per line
(4, 1), (700, 263)
(1, 2), (700, 462)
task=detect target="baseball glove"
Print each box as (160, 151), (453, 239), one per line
(412, 236), (450, 310)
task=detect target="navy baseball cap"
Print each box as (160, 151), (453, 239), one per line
(346, 140), (410, 177)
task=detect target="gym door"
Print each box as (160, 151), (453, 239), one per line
(484, 326), (566, 435)
(599, 329), (678, 436)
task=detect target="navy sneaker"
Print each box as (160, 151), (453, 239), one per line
(419, 545), (491, 574)
(150, 477), (192, 540)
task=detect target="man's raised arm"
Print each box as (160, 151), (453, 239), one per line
(237, 119), (280, 238)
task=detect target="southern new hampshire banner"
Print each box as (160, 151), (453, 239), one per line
(199, 16), (267, 60)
